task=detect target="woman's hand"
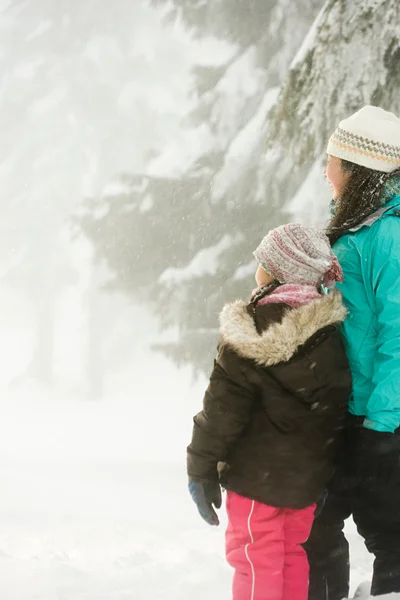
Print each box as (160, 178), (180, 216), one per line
(353, 428), (400, 486)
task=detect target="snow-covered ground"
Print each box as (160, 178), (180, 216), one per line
(0, 457), (230, 600)
(0, 456), (374, 600)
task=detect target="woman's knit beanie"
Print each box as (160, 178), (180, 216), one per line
(327, 105), (400, 173)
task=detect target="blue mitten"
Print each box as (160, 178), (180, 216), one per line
(188, 480), (222, 526)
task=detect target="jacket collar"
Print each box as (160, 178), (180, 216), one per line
(219, 291), (347, 367)
(348, 194), (400, 233)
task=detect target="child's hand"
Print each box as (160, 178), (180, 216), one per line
(188, 480), (222, 526)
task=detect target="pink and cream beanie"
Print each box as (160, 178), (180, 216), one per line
(253, 223), (343, 287)
(327, 105), (400, 173)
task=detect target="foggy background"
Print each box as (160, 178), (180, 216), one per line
(0, 0), (399, 598)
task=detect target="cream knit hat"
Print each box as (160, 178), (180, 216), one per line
(327, 105), (400, 173)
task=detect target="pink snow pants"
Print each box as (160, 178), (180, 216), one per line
(226, 491), (316, 600)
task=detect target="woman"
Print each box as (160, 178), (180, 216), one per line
(306, 105), (400, 600)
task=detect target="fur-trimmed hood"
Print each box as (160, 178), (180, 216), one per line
(219, 291), (347, 367)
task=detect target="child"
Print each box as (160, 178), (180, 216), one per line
(187, 223), (352, 600)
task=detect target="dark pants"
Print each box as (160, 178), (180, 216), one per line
(305, 457), (400, 599)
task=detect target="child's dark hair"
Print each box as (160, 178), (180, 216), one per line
(251, 281), (280, 306)
(326, 161), (400, 244)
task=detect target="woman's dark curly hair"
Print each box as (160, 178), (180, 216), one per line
(326, 161), (400, 244)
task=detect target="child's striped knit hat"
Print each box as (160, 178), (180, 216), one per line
(327, 105), (400, 173)
(253, 223), (343, 287)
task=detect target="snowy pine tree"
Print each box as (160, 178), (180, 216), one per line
(0, 0), (197, 389)
(265, 0), (400, 222)
(80, 0), (324, 373)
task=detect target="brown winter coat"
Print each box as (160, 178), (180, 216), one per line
(187, 291), (352, 509)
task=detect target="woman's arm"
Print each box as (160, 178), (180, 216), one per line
(364, 217), (400, 433)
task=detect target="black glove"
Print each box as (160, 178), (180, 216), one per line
(188, 479), (222, 526)
(351, 427), (400, 487)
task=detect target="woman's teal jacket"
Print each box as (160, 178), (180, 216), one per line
(334, 193), (400, 432)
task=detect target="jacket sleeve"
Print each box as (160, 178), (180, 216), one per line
(364, 217), (400, 432)
(187, 346), (257, 482)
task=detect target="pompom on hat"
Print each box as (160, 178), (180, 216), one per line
(253, 223), (343, 288)
(327, 105), (400, 173)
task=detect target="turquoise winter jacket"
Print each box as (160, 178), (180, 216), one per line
(333, 193), (400, 433)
